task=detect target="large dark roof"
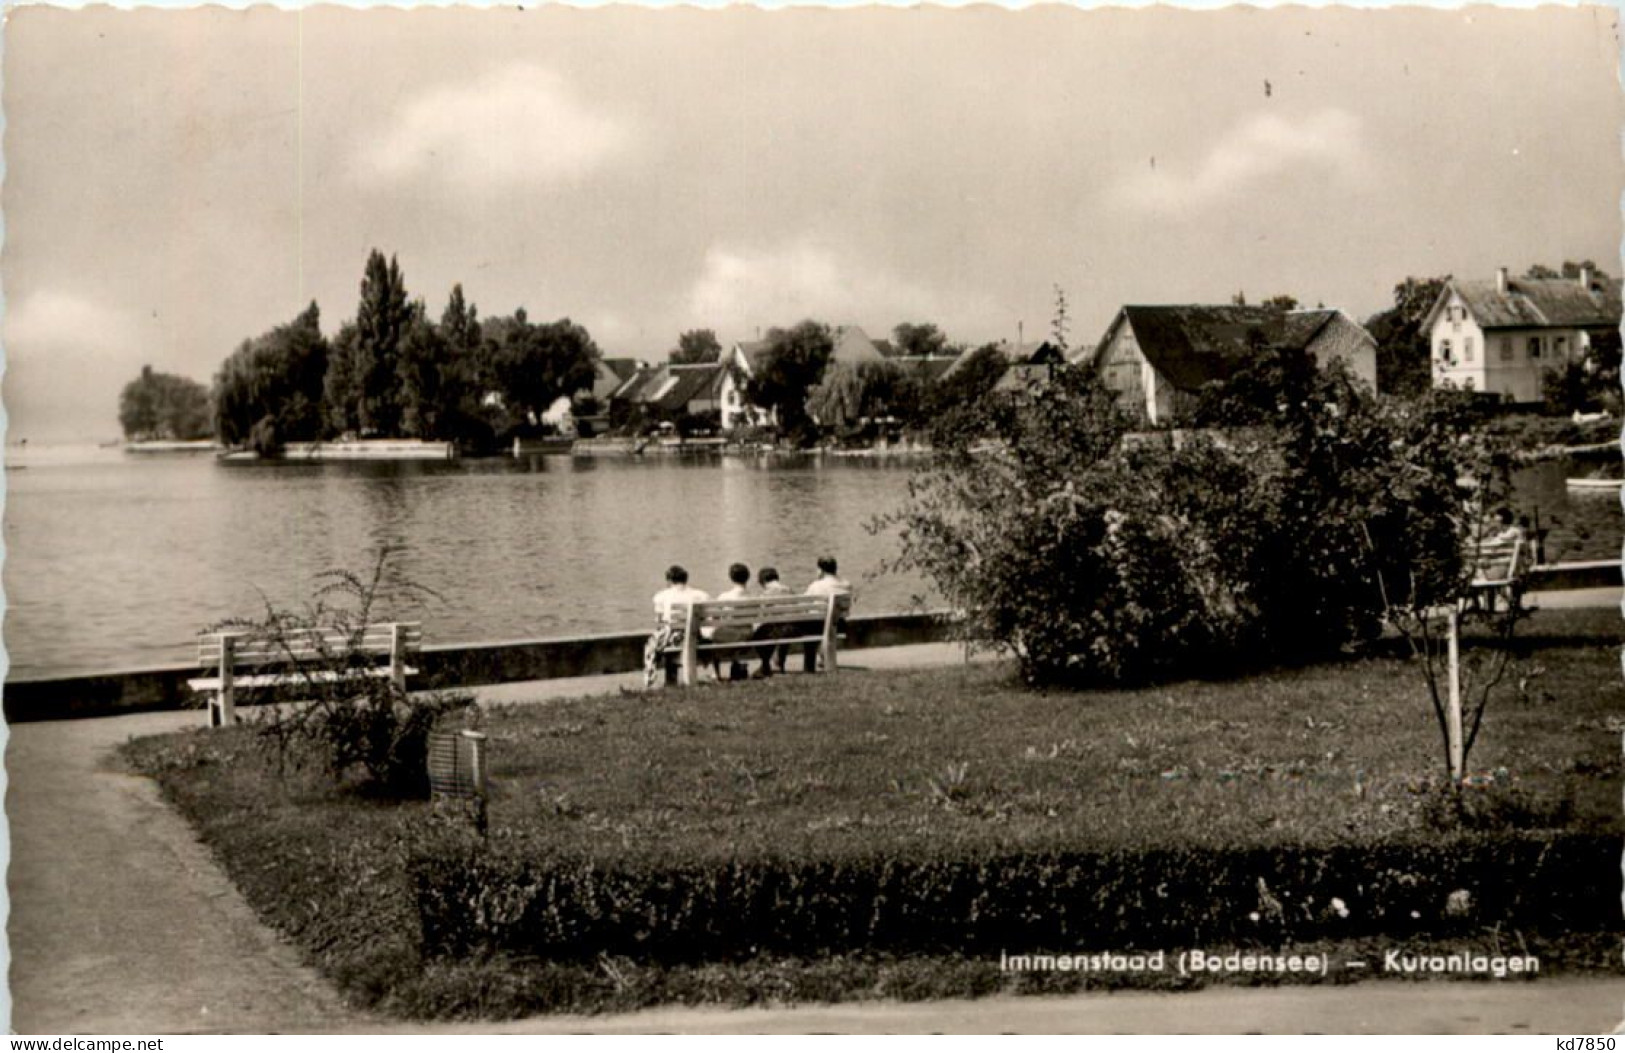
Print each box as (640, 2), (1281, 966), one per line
(1113, 305), (1344, 391)
(1447, 277), (1623, 330)
(647, 364), (724, 413)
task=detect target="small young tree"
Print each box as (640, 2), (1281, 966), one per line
(1359, 393), (1529, 787)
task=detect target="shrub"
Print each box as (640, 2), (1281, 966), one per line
(878, 355), (1509, 686)
(215, 548), (470, 797)
(410, 834), (1616, 965)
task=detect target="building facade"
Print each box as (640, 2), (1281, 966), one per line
(1425, 268), (1622, 402)
(1088, 305), (1378, 425)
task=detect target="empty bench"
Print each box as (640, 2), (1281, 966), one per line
(662, 594), (845, 687)
(189, 622), (422, 726)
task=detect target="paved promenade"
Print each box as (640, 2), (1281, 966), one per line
(7, 626), (1622, 1034)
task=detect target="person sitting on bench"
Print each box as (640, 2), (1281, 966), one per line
(752, 566), (793, 676)
(713, 562), (756, 681)
(800, 555), (853, 672)
(644, 564), (709, 688)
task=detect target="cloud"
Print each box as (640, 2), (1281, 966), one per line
(5, 288), (141, 359)
(686, 240), (989, 335)
(3, 289), (150, 440)
(354, 64), (632, 191)
(1111, 109), (1368, 215)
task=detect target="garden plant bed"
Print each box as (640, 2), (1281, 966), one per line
(122, 608), (1623, 1020)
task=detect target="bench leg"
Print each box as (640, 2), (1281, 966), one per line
(210, 685), (236, 727)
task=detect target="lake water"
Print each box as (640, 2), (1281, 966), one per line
(2, 445), (1618, 679)
(2, 447), (932, 678)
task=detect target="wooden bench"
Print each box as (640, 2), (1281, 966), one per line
(662, 594), (845, 687)
(189, 622), (422, 726)
(1466, 536), (1528, 614)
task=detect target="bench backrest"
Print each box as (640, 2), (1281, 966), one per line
(669, 594), (843, 631)
(197, 622), (422, 670)
(1470, 537), (1525, 586)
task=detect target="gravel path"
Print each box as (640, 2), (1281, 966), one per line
(6, 711), (359, 1033)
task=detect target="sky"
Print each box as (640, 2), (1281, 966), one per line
(3, 4), (1621, 442)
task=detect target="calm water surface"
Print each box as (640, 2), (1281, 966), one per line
(3, 448), (932, 678)
(3, 446), (1618, 678)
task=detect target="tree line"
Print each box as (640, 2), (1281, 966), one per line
(119, 256), (1618, 447)
(198, 250), (600, 454)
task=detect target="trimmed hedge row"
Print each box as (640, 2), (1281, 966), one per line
(412, 833), (1617, 963)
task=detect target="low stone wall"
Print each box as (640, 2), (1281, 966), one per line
(6, 563), (1618, 725)
(2, 610), (956, 724)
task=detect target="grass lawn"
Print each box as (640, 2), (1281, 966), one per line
(123, 607), (1623, 1019)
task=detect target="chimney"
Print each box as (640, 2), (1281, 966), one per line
(1580, 264), (1594, 290)
(1496, 267), (1509, 294)
(1018, 320), (1024, 344)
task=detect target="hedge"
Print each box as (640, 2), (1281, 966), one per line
(412, 832), (1618, 964)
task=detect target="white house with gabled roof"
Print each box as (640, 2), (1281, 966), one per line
(1425, 267), (1622, 402)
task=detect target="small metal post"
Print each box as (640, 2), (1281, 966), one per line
(1446, 607), (1464, 782)
(217, 634), (237, 727)
(390, 623), (407, 694)
(463, 729), (488, 835)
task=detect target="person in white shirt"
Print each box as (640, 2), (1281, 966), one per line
(652, 564), (710, 622)
(645, 565), (710, 688)
(804, 556), (853, 600)
(800, 556), (853, 672)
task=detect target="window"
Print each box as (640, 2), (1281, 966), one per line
(1439, 338), (1453, 363)
(1555, 336), (1568, 359)
(1528, 336), (1542, 359)
(1500, 338), (1513, 362)
(1464, 337), (1475, 363)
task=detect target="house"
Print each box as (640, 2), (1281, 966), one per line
(988, 340), (1070, 395)
(1087, 305), (1378, 424)
(587, 358), (642, 405)
(1424, 267), (1622, 402)
(717, 324), (891, 431)
(613, 363), (728, 422)
(829, 325), (888, 368)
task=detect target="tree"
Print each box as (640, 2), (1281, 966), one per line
(325, 250), (414, 437)
(923, 342), (1008, 446)
(323, 323), (363, 438)
(745, 321), (834, 444)
(1543, 328), (1622, 416)
(214, 301), (329, 451)
(1521, 261), (1609, 282)
(118, 366), (212, 441)
(396, 303), (447, 439)
(892, 322), (948, 359)
(1366, 275), (1448, 399)
(487, 309), (601, 433)
(809, 360), (925, 439)
(669, 329), (721, 365)
(807, 362), (866, 433)
(1230, 292), (1300, 311)
(429, 284), (499, 448)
